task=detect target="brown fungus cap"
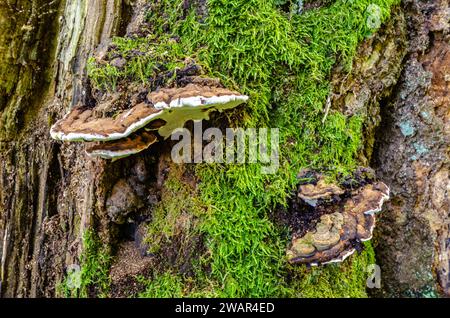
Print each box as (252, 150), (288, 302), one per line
(50, 102), (161, 142)
(50, 83), (248, 142)
(287, 178), (389, 266)
(298, 178), (345, 201)
(86, 131), (158, 160)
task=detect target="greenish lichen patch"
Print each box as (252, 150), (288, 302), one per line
(399, 121), (415, 137)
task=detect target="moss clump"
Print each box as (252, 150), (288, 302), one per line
(89, 0), (398, 297)
(87, 37), (187, 91)
(145, 164), (203, 255)
(57, 230), (111, 298)
(138, 272), (185, 298)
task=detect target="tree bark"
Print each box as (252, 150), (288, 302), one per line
(373, 0), (450, 297)
(0, 0), (131, 297)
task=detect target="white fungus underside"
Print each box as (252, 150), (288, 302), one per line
(51, 95), (248, 142)
(86, 147), (150, 160)
(310, 248), (357, 266)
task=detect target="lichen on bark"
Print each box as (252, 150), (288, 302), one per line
(372, 0), (450, 297)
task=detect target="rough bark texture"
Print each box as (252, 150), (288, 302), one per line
(0, 0), (449, 298)
(0, 0), (132, 297)
(331, 6), (407, 165)
(373, 0), (450, 297)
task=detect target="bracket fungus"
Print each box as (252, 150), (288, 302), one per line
(146, 84), (248, 138)
(286, 169), (390, 266)
(50, 80), (248, 160)
(85, 131), (158, 160)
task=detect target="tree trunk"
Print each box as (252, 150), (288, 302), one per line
(372, 0), (450, 297)
(0, 0), (132, 297)
(0, 0), (448, 298)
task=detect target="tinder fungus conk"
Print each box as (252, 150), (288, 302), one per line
(286, 168), (390, 266)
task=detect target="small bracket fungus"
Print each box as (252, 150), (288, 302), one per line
(86, 131), (158, 160)
(297, 176), (345, 207)
(50, 80), (248, 160)
(286, 169), (390, 266)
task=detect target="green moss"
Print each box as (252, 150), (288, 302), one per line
(88, 57), (122, 91)
(145, 165), (203, 254)
(88, 36), (189, 91)
(138, 272), (185, 298)
(57, 230), (111, 298)
(89, 0), (399, 297)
